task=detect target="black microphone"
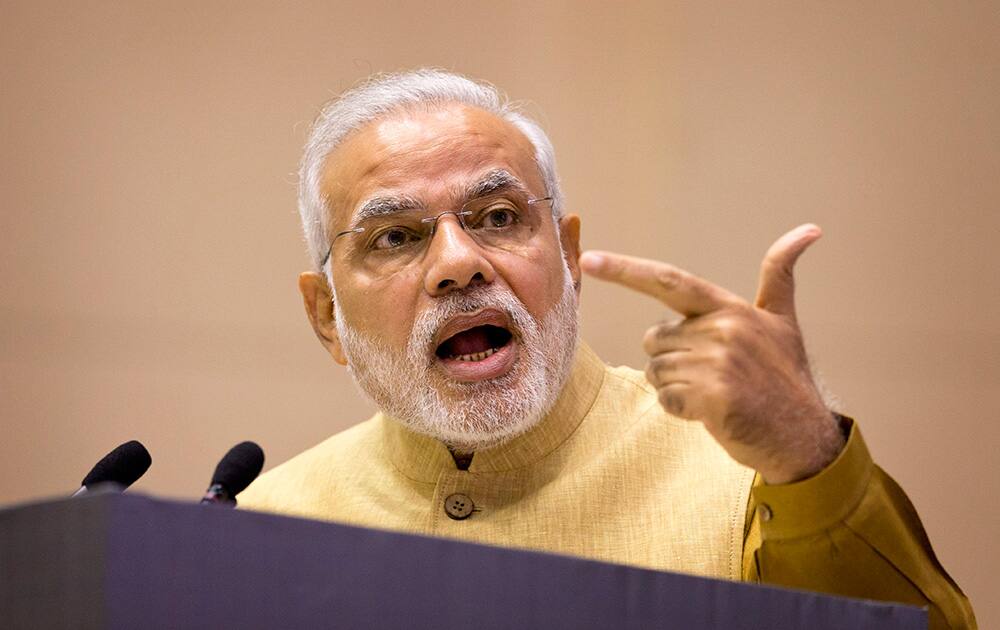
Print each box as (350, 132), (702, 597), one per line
(200, 441), (264, 506)
(73, 440), (152, 496)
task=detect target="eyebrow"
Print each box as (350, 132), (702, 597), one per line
(350, 169), (532, 226)
(353, 195), (423, 224)
(462, 169), (531, 201)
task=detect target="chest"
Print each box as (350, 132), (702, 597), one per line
(326, 434), (753, 579)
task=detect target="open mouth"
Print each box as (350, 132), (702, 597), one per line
(435, 325), (513, 362)
(431, 310), (519, 382)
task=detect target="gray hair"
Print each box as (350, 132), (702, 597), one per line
(298, 69), (564, 273)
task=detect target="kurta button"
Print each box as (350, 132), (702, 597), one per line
(444, 493), (474, 520)
(758, 503), (773, 522)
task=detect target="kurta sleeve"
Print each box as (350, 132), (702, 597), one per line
(740, 418), (977, 630)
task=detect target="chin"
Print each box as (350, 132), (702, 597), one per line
(410, 360), (554, 449)
(339, 264), (580, 451)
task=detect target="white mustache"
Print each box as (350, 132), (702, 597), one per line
(407, 285), (532, 364)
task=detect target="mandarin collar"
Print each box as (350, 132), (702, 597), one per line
(379, 341), (606, 482)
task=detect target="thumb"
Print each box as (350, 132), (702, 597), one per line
(754, 224), (822, 316)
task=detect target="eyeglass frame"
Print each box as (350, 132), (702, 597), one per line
(318, 194), (555, 270)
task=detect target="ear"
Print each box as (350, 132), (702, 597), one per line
(558, 213), (582, 293)
(298, 271), (348, 365)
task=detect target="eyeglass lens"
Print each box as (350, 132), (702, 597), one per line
(334, 194), (550, 275)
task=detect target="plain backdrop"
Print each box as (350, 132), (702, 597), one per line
(2, 1), (997, 626)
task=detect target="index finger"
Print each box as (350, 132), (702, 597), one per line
(579, 250), (741, 316)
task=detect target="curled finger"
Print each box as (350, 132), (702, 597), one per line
(642, 318), (688, 355)
(645, 351), (686, 386)
(656, 382), (705, 421)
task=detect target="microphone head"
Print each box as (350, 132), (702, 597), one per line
(81, 440), (152, 489)
(211, 441), (265, 496)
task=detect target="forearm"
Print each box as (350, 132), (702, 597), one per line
(741, 420), (977, 630)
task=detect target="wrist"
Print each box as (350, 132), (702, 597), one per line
(761, 409), (847, 484)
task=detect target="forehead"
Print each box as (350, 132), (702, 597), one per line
(320, 104), (543, 228)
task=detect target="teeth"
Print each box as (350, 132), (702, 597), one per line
(450, 347), (498, 362)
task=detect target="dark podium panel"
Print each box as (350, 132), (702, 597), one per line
(0, 493), (926, 629)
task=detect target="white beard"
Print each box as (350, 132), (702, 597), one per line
(334, 265), (579, 451)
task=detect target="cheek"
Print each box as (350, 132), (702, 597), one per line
(500, 246), (568, 317)
(335, 273), (420, 344)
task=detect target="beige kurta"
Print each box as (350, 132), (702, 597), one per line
(240, 342), (976, 629)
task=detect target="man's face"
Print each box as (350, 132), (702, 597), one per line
(302, 104), (582, 449)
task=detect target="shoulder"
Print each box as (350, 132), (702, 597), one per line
(238, 416), (381, 513)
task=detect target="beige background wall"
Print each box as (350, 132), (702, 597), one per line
(2, 1), (997, 625)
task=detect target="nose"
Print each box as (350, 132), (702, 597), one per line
(422, 214), (497, 296)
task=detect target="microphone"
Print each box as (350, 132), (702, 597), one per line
(200, 441), (264, 506)
(73, 440), (152, 496)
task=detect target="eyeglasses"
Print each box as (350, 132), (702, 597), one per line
(320, 193), (554, 277)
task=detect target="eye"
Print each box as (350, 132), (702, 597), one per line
(480, 207), (517, 229)
(371, 227), (419, 251)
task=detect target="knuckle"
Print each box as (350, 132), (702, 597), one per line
(644, 361), (658, 384)
(642, 326), (660, 354)
(655, 268), (682, 292)
(657, 388), (671, 407)
(649, 354), (676, 379)
(708, 345), (731, 368)
(658, 388), (686, 416)
(643, 321), (677, 354)
(643, 358), (662, 384)
(711, 313), (747, 343)
(710, 318), (733, 342)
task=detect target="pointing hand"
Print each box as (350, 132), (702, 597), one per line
(580, 224), (844, 484)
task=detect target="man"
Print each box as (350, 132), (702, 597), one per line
(240, 69), (975, 628)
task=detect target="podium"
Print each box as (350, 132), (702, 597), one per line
(1, 493), (926, 629)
